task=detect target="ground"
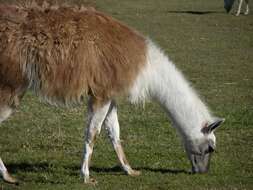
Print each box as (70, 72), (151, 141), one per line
(0, 0), (252, 189)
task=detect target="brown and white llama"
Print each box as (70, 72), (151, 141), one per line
(0, 3), (224, 184)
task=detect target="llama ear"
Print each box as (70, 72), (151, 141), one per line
(202, 118), (225, 134)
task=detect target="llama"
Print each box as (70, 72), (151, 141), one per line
(0, 3), (224, 184)
(224, 0), (250, 16)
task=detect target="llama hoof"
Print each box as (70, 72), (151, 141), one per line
(128, 169), (141, 176)
(3, 172), (19, 185)
(84, 177), (97, 185)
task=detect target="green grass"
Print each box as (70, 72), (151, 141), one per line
(0, 0), (253, 189)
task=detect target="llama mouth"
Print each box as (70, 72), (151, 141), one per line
(191, 153), (211, 174)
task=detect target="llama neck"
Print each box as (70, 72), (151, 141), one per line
(147, 41), (212, 139)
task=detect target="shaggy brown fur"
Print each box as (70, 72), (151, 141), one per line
(0, 3), (146, 107)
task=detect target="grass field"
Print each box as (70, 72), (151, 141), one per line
(0, 0), (253, 189)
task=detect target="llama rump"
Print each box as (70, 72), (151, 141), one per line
(0, 3), (224, 184)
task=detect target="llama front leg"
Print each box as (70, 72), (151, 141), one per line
(104, 102), (140, 176)
(236, 0), (243, 16)
(0, 157), (18, 184)
(81, 97), (111, 184)
(244, 0), (249, 15)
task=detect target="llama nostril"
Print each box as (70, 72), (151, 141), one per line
(208, 145), (214, 153)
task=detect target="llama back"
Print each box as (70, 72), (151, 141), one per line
(0, 4), (147, 106)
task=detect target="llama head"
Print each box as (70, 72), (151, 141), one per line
(184, 118), (225, 173)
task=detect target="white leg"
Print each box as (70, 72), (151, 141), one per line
(104, 101), (140, 176)
(236, 0), (243, 16)
(81, 97), (111, 184)
(0, 157), (7, 175)
(0, 157), (18, 184)
(244, 0), (249, 15)
(0, 106), (18, 184)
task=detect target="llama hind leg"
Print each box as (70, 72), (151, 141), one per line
(244, 0), (249, 15)
(104, 101), (141, 176)
(0, 157), (18, 184)
(81, 97), (111, 184)
(236, 0), (243, 16)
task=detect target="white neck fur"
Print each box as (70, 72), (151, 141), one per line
(129, 40), (213, 140)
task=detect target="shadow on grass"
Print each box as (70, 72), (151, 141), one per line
(7, 162), (51, 173)
(167, 10), (223, 15)
(89, 166), (191, 175)
(6, 163), (191, 176)
(5, 162), (77, 184)
(137, 167), (191, 174)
